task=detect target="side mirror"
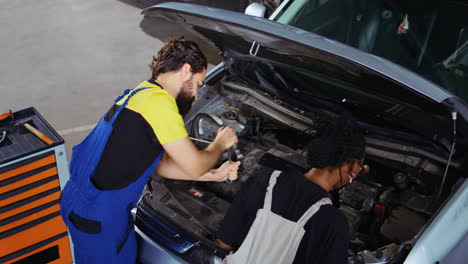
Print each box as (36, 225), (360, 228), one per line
(244, 3), (267, 18)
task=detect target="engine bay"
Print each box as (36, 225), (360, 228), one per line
(141, 83), (451, 263)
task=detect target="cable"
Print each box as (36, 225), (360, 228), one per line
(437, 111), (457, 201)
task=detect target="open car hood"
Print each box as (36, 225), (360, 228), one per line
(142, 2), (468, 157)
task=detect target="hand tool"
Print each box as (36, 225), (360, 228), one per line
(0, 110), (14, 121)
(189, 136), (212, 144)
(228, 146), (233, 163)
(0, 110), (13, 146)
(3, 117), (56, 145)
(22, 122), (55, 145)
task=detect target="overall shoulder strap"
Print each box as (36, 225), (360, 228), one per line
(114, 89), (132, 103)
(263, 170), (282, 210)
(297, 197), (332, 227)
(109, 87), (152, 124)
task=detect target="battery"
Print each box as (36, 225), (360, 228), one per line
(0, 107), (72, 264)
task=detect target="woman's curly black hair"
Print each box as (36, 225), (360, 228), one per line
(307, 115), (365, 168)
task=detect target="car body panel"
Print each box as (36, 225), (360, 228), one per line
(142, 2), (468, 154)
(404, 178), (468, 263)
(142, 2), (458, 105)
(137, 0), (248, 12)
(136, 225), (188, 264)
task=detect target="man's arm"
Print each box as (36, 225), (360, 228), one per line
(156, 152), (240, 181)
(143, 91), (237, 179)
(160, 126), (238, 179)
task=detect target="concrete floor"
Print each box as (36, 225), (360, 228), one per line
(0, 0), (221, 159)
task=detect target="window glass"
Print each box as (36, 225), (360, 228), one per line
(276, 0), (468, 102)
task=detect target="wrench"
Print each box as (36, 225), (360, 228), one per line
(189, 137), (212, 144)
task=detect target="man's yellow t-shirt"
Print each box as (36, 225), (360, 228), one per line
(92, 80), (188, 190)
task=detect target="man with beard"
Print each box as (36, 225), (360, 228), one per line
(60, 37), (240, 263)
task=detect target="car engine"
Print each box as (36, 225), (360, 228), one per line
(144, 87), (444, 264)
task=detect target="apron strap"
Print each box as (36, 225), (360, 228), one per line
(296, 197), (332, 227)
(263, 170), (282, 210)
(109, 87), (152, 124)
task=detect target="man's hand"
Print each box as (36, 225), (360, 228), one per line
(216, 239), (235, 251)
(160, 126), (237, 180)
(197, 161), (241, 182)
(212, 126), (238, 150)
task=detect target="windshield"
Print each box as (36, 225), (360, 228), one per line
(275, 0), (468, 102)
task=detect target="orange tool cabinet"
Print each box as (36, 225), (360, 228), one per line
(0, 108), (73, 264)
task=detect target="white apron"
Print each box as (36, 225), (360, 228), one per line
(223, 170), (332, 264)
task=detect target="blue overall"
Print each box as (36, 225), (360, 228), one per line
(60, 88), (164, 263)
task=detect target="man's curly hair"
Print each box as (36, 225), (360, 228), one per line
(307, 115), (365, 169)
(150, 37), (207, 80)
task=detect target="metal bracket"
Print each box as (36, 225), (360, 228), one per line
(249, 41), (260, 56)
